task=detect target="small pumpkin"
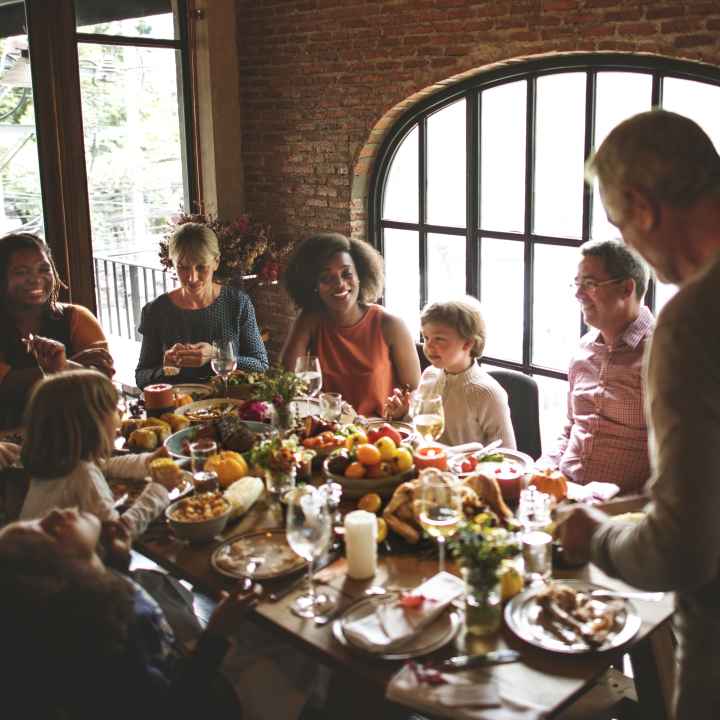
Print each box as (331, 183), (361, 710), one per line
(528, 469), (568, 501)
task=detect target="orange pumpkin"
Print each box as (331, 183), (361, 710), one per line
(528, 469), (568, 501)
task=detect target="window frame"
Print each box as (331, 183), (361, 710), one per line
(369, 53), (720, 382)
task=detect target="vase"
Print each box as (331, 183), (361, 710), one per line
(273, 403), (293, 431)
(463, 570), (502, 637)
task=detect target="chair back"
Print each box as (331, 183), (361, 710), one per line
(415, 342), (431, 372)
(487, 368), (542, 459)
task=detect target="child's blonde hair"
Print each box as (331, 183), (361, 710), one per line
(420, 297), (487, 358)
(22, 370), (118, 478)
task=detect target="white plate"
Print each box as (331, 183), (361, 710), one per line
(288, 398), (357, 425)
(173, 383), (213, 400)
(211, 529), (307, 581)
(332, 593), (460, 660)
(449, 447), (533, 479)
(175, 398), (245, 421)
(504, 580), (641, 654)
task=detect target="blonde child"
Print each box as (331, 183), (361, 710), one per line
(20, 370), (172, 537)
(385, 297), (516, 448)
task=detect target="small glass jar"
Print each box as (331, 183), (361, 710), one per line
(463, 569), (502, 637)
(265, 465), (297, 502)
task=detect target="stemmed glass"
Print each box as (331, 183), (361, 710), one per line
(294, 355), (323, 416)
(415, 469), (462, 573)
(409, 393), (445, 444)
(286, 486), (337, 619)
(211, 339), (237, 397)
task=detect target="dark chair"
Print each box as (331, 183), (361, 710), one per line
(487, 368), (542, 459)
(416, 342), (431, 371)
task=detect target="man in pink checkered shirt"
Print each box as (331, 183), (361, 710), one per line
(538, 239), (654, 495)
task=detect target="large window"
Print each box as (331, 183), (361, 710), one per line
(371, 55), (720, 447)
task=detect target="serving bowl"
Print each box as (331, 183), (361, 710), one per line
(164, 421), (270, 459)
(165, 493), (233, 543)
(322, 456), (416, 499)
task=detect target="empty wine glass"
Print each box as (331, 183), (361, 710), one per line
(415, 469), (462, 573)
(211, 339), (237, 397)
(294, 355), (323, 418)
(410, 393), (445, 444)
(286, 486), (337, 619)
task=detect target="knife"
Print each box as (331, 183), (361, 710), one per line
(435, 649), (520, 671)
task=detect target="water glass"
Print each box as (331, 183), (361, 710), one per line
(518, 487), (552, 584)
(319, 392), (343, 422)
(192, 470), (219, 494)
(190, 439), (217, 474)
(295, 355), (323, 398)
(212, 339), (237, 397)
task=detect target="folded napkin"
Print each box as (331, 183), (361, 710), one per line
(343, 572), (464, 653)
(387, 663), (546, 720)
(566, 481), (620, 503)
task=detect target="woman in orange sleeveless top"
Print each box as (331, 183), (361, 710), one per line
(281, 233), (420, 417)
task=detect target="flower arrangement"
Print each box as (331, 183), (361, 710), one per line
(448, 516), (520, 589)
(248, 434), (299, 474)
(159, 209), (291, 283)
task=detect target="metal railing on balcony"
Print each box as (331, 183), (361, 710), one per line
(93, 255), (178, 341)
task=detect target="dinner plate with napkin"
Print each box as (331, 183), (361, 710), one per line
(342, 572), (464, 654)
(386, 661), (546, 720)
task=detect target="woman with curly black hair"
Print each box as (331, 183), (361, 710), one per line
(281, 233), (420, 417)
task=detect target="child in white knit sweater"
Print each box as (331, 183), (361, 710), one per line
(385, 297), (516, 448)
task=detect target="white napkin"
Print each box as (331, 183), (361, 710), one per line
(387, 663), (547, 720)
(343, 572), (464, 653)
(566, 481), (620, 503)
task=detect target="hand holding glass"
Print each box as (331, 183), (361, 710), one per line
(285, 486), (337, 619)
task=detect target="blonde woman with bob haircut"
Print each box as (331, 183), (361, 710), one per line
(135, 222), (268, 389)
(385, 296), (515, 448)
(20, 370), (173, 537)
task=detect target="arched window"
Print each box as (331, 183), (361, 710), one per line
(369, 53), (720, 442)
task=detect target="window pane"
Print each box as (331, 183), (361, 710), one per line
(427, 232), (466, 304)
(384, 228), (420, 339)
(662, 77), (720, 151)
(534, 73), (586, 238)
(481, 238), (523, 362)
(481, 80), (526, 233)
(79, 42), (185, 346)
(532, 244), (580, 371)
(426, 98), (466, 227)
(533, 374), (569, 455)
(383, 125), (418, 223)
(76, 3), (175, 40)
(654, 281), (678, 316)
(591, 72), (652, 241)
(0, 28), (45, 235)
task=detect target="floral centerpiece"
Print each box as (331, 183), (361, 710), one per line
(159, 208), (291, 283)
(449, 516), (520, 636)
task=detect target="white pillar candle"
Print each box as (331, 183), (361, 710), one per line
(344, 510), (377, 580)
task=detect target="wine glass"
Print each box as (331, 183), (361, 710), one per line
(415, 468), (462, 573)
(410, 393), (445, 444)
(285, 486), (337, 619)
(211, 339), (237, 397)
(294, 355), (323, 416)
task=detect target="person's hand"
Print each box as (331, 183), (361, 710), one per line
(205, 584), (262, 638)
(70, 347), (115, 377)
(145, 445), (170, 467)
(555, 505), (609, 566)
(176, 342), (214, 368)
(100, 519), (132, 572)
(383, 387), (410, 420)
(0, 442), (20, 470)
(163, 343), (186, 368)
(25, 334), (68, 374)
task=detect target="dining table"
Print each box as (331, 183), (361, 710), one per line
(135, 485), (675, 720)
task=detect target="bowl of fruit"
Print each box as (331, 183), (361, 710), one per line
(322, 430), (417, 499)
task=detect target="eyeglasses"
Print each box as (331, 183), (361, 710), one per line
(570, 277), (624, 293)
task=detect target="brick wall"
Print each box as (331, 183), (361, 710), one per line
(235, 0), (720, 351)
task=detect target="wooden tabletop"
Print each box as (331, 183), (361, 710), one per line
(136, 492), (674, 719)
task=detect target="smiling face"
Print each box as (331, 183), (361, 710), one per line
(175, 253), (219, 297)
(574, 255), (632, 333)
(5, 247), (54, 309)
(316, 251), (360, 314)
(421, 321), (473, 374)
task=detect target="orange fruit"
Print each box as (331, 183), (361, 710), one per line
(344, 461), (366, 479)
(357, 492), (382, 513)
(356, 443), (382, 466)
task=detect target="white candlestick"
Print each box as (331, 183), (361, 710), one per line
(344, 510), (377, 580)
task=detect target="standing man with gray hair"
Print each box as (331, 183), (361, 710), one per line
(538, 238), (653, 494)
(559, 110), (720, 719)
